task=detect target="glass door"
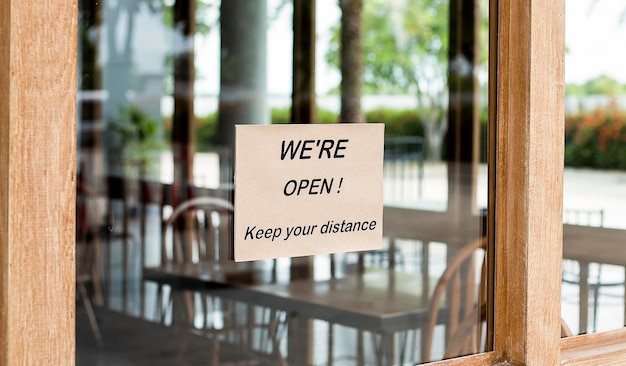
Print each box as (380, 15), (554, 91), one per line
(75, 0), (493, 364)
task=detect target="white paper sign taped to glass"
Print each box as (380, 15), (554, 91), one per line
(234, 123), (384, 262)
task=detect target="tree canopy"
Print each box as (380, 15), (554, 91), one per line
(326, 0), (450, 160)
(326, 0), (449, 95)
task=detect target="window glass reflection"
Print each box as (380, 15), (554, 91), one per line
(76, 0), (491, 364)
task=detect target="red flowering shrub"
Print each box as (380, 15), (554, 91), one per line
(565, 101), (626, 169)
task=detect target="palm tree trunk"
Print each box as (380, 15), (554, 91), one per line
(339, 0), (364, 123)
(172, 0), (196, 202)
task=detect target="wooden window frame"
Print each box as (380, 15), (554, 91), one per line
(430, 0), (626, 364)
(0, 1), (77, 365)
(425, 0), (565, 363)
(1, 0), (626, 365)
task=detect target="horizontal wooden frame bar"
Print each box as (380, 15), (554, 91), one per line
(561, 329), (626, 365)
(426, 351), (498, 365)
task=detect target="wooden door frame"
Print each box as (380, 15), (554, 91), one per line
(493, 0), (564, 364)
(3, 0), (626, 365)
(0, 1), (77, 365)
(428, 0), (565, 363)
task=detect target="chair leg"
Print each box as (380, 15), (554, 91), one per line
(155, 284), (165, 322)
(592, 265), (604, 333)
(78, 282), (104, 349)
(266, 309), (288, 366)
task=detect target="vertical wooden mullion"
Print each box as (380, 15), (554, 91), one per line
(0, 1), (77, 364)
(0, 2), (7, 361)
(495, 0), (565, 364)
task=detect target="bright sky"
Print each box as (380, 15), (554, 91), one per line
(193, 0), (626, 96)
(565, 0), (626, 84)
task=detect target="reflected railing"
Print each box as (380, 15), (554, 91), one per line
(383, 135), (425, 203)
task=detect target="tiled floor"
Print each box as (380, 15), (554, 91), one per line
(76, 305), (283, 366)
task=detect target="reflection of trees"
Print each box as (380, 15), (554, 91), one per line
(102, 0), (211, 179)
(339, 0), (365, 123)
(108, 105), (163, 177)
(107, 2), (137, 66)
(327, 0), (451, 161)
(103, 0), (168, 103)
(103, 0), (153, 173)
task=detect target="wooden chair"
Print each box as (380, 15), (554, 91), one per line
(152, 196), (287, 365)
(422, 237), (573, 362)
(154, 196), (233, 326)
(421, 237), (487, 362)
(76, 174), (104, 348)
(102, 175), (137, 310)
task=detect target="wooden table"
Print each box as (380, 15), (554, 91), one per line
(143, 261), (276, 289)
(142, 261), (278, 332)
(563, 224), (626, 266)
(144, 263), (438, 365)
(240, 269), (436, 365)
(239, 269), (432, 331)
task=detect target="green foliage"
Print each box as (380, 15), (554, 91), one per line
(584, 75), (625, 96)
(270, 108), (338, 124)
(163, 0), (215, 35)
(565, 83), (586, 96)
(195, 107), (431, 150)
(269, 107), (427, 135)
(195, 0), (216, 35)
(326, 0), (449, 95)
(566, 75), (626, 96)
(326, 0), (458, 161)
(108, 105), (164, 173)
(109, 105), (160, 146)
(196, 112), (217, 151)
(565, 102), (626, 169)
(365, 108), (424, 136)
(269, 108), (290, 124)
(195, 109), (336, 150)
(317, 109), (339, 124)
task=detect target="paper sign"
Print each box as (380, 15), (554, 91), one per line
(234, 123), (384, 262)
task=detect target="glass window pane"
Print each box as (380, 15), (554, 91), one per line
(562, 0), (626, 336)
(76, 0), (492, 364)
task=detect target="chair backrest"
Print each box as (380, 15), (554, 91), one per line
(76, 173), (96, 279)
(161, 196), (234, 265)
(422, 236), (487, 362)
(421, 236), (573, 362)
